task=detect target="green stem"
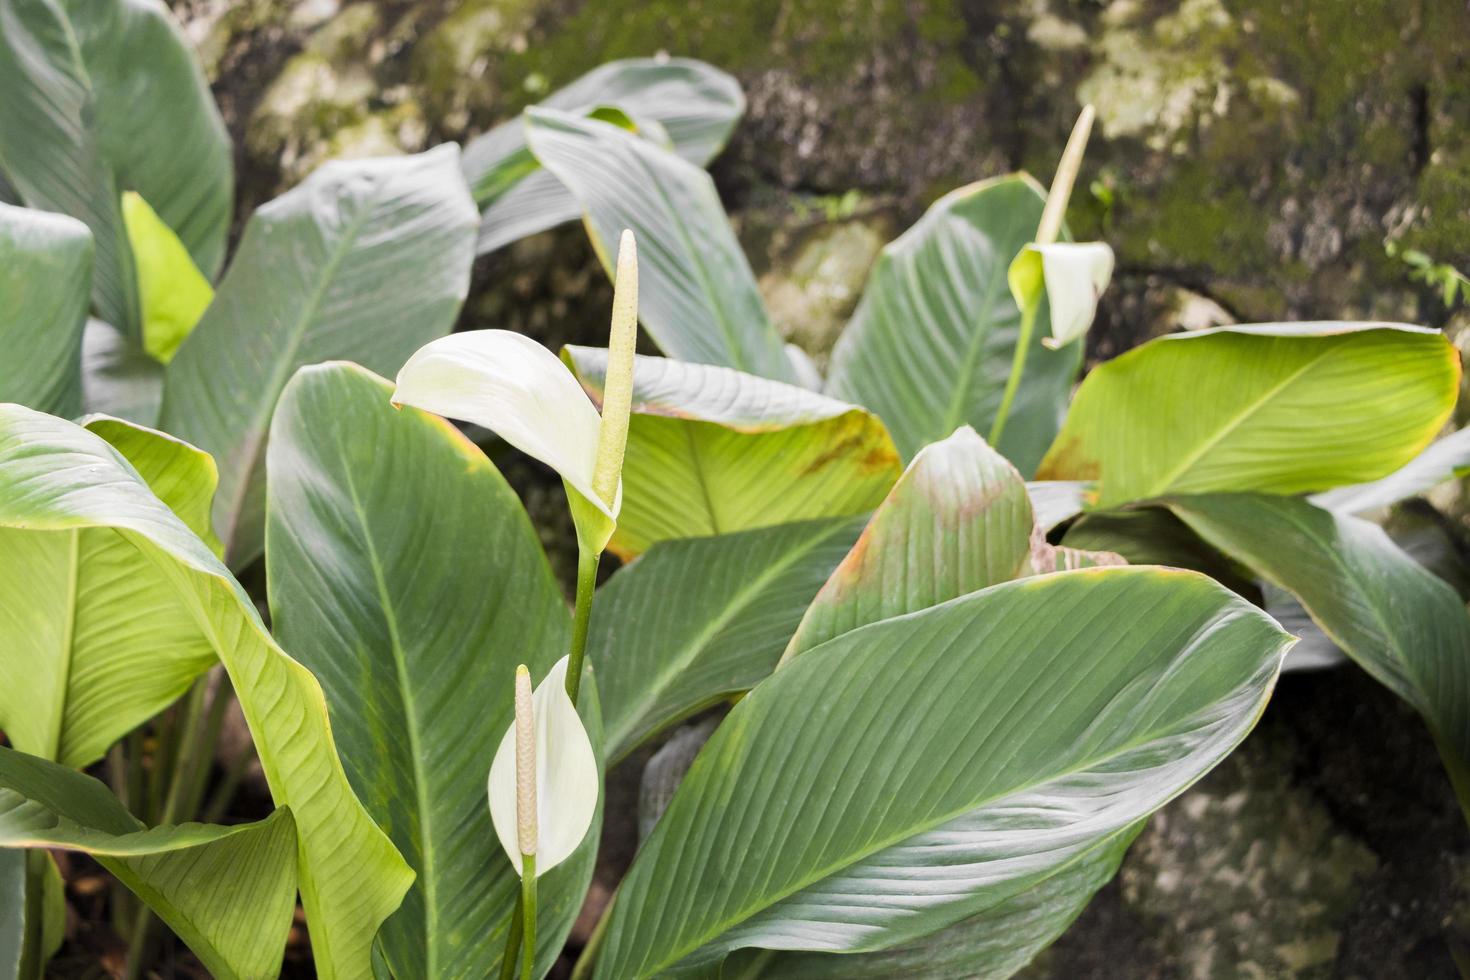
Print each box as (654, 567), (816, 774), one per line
(569, 893), (615, 980)
(125, 672), (219, 980)
(564, 546), (600, 706)
(988, 296), (1042, 448)
(498, 892), (524, 980)
(520, 859), (538, 980)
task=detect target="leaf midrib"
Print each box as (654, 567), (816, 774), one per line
(639, 609), (1268, 975)
(45, 528), (81, 763)
(1137, 343), (1339, 499)
(939, 239), (1008, 436)
(338, 454), (440, 973)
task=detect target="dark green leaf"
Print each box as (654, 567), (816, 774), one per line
(0, 0), (231, 336)
(266, 362), (600, 979)
(826, 176), (1081, 471)
(529, 111), (795, 381)
(160, 146), (479, 568)
(596, 568), (1289, 977)
(591, 516), (863, 761)
(0, 203), (91, 416)
(1165, 493), (1470, 824)
(465, 57), (743, 253)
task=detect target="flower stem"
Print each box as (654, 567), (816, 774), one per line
(988, 296), (1042, 448)
(564, 545), (600, 706)
(520, 858), (538, 980)
(497, 893), (523, 980)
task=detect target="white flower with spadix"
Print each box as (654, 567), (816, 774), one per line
(392, 231), (639, 554)
(488, 657), (598, 876)
(1007, 104), (1114, 349)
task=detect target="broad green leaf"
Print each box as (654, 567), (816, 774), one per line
(1164, 493), (1470, 823)
(0, 406), (413, 979)
(0, 747), (296, 980)
(564, 348), (901, 557)
(0, 0), (231, 337)
(80, 319), (164, 426)
(82, 416), (221, 550)
(591, 516), (864, 762)
(1310, 427), (1470, 515)
(528, 109), (795, 381)
(0, 415), (221, 768)
(265, 363), (597, 980)
(160, 145), (479, 568)
(733, 828), (1137, 979)
(826, 175), (1082, 471)
(1037, 323), (1461, 507)
(121, 192), (213, 364)
(1061, 509), (1259, 600)
(784, 426), (1034, 660)
(596, 568), (1289, 978)
(0, 203), (91, 417)
(464, 57), (743, 253)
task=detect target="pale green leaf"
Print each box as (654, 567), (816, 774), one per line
(1037, 323), (1461, 507)
(0, 406), (412, 979)
(121, 192), (213, 364)
(0, 0), (231, 337)
(160, 146), (479, 568)
(265, 362), (597, 980)
(0, 747), (296, 980)
(0, 415), (222, 769)
(1310, 427), (1470, 514)
(564, 348), (900, 557)
(595, 568), (1289, 978)
(527, 109), (795, 381)
(0, 203), (91, 417)
(826, 175), (1082, 471)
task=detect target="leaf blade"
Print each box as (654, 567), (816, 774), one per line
(1038, 323), (1461, 506)
(160, 146), (479, 568)
(266, 362), (598, 979)
(597, 568), (1289, 977)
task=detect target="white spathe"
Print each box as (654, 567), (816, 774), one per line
(487, 657), (599, 876)
(392, 329), (621, 522)
(1008, 241), (1114, 349)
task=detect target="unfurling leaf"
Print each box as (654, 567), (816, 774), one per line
(122, 192), (213, 364)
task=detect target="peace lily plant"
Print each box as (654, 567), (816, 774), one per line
(0, 18), (1466, 979)
(396, 232), (635, 978)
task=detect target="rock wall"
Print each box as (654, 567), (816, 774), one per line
(171, 0), (1470, 974)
